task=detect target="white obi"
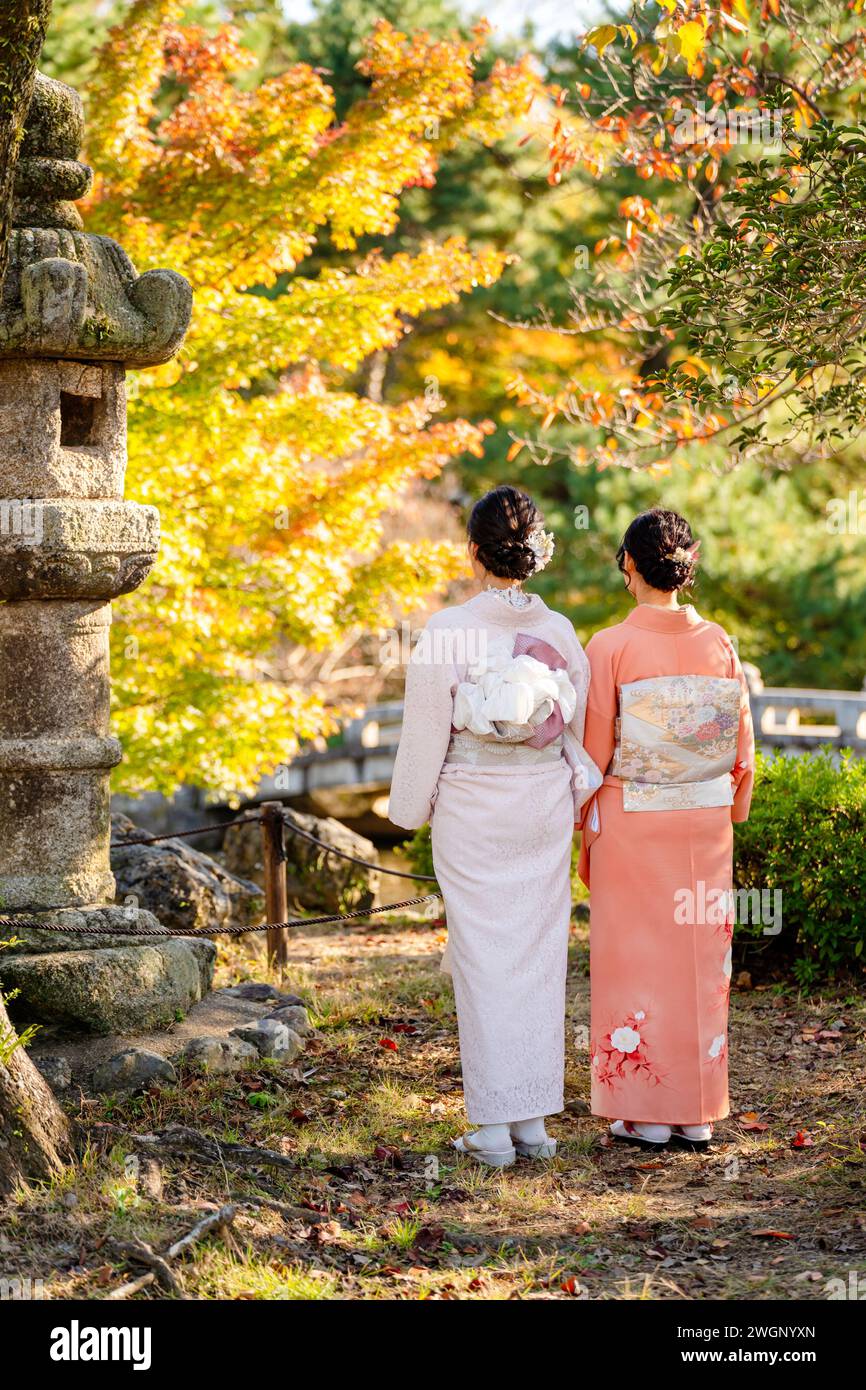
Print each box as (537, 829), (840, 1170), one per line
(452, 634), (577, 743)
(611, 675), (740, 812)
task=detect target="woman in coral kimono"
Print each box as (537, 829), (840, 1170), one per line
(389, 487), (600, 1167)
(578, 508), (755, 1150)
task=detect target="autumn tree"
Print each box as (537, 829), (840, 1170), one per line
(68, 0), (542, 795)
(513, 0), (866, 469)
(480, 0), (866, 685)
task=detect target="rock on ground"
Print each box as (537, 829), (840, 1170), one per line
(111, 812), (263, 935)
(93, 1048), (177, 1094)
(223, 808), (379, 914)
(229, 1018), (304, 1061)
(179, 1035), (259, 1073)
(22, 979), (309, 1092)
(266, 1004), (314, 1037)
(0, 937), (216, 1033)
(34, 1055), (72, 1091)
(222, 982), (304, 1007)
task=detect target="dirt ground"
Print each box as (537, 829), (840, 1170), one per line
(3, 913), (866, 1301)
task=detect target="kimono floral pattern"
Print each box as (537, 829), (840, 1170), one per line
(712, 904), (735, 1010)
(591, 1010), (664, 1092)
(613, 676), (740, 782)
(611, 674), (741, 812)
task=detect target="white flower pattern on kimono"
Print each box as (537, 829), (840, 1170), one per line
(708, 1033), (727, 1060)
(591, 1011), (663, 1091)
(610, 1026), (641, 1054)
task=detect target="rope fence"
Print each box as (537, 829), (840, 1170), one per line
(0, 802), (440, 965)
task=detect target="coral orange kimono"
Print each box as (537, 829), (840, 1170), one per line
(578, 604), (755, 1125)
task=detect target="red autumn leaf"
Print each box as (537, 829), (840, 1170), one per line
(752, 1229), (796, 1240)
(393, 1023), (418, 1034)
(791, 1130), (815, 1148)
(738, 1111), (770, 1131)
(561, 1276), (583, 1296)
(378, 1037), (398, 1051)
(373, 1144), (401, 1162)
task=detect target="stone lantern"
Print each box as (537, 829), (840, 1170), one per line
(0, 74), (214, 1032)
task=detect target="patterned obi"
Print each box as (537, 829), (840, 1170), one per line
(610, 675), (740, 812)
(445, 730), (565, 768)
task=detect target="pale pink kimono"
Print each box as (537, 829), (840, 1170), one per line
(389, 590), (597, 1125)
(578, 604), (755, 1125)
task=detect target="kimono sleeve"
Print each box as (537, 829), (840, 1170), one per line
(387, 625), (457, 830)
(583, 631), (618, 772)
(727, 643), (756, 823)
(560, 632), (603, 815)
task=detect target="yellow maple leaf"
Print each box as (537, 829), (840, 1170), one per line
(677, 19), (708, 76)
(584, 25), (619, 54)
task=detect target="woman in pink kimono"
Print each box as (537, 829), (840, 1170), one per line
(578, 508), (755, 1149)
(389, 487), (600, 1167)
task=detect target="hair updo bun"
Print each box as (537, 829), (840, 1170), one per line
(468, 486), (543, 582)
(616, 508), (698, 592)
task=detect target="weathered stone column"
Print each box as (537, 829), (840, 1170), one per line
(0, 74), (214, 1032)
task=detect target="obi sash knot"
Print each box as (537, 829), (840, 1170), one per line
(611, 674), (740, 812)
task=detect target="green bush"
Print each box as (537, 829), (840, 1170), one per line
(402, 825), (437, 889)
(734, 750), (866, 986)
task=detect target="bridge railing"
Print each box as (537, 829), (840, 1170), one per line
(750, 688), (866, 753)
(339, 690), (866, 759)
(341, 692), (866, 756)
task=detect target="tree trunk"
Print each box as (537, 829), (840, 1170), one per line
(0, 0), (54, 290)
(0, 994), (71, 1198)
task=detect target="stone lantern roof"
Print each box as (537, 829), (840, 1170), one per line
(0, 73), (192, 366)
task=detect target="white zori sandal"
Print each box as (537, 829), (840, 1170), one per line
(452, 1132), (516, 1168)
(512, 1136), (557, 1159)
(609, 1120), (672, 1149)
(671, 1124), (713, 1150)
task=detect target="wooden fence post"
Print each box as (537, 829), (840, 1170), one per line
(261, 800), (289, 973)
